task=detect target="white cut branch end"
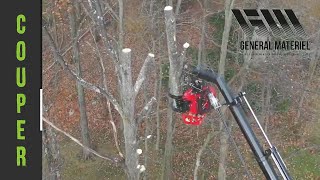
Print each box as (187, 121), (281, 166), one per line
(148, 53), (155, 57)
(139, 165), (146, 172)
(183, 42), (190, 48)
(164, 6), (173, 11)
(122, 48), (131, 53)
(136, 149), (142, 154)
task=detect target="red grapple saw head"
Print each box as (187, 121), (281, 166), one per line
(181, 85), (217, 125)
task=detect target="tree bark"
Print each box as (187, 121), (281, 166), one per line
(118, 0), (124, 50)
(197, 0), (208, 66)
(175, 0), (182, 16)
(69, 0), (91, 159)
(119, 49), (155, 179)
(118, 49), (138, 179)
(264, 79), (271, 134)
(155, 64), (162, 151)
(89, 27), (124, 158)
(217, 0), (235, 179)
(162, 6), (189, 180)
(43, 125), (61, 180)
(194, 129), (218, 180)
(90, 0), (121, 83)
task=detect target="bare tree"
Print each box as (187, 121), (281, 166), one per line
(155, 62), (162, 151)
(217, 0), (235, 179)
(162, 6), (189, 180)
(118, 48), (156, 179)
(87, 25), (124, 158)
(69, 0), (92, 159)
(197, 0), (208, 66)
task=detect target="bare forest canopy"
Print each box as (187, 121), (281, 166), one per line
(42, 0), (320, 179)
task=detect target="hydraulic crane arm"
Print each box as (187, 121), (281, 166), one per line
(192, 67), (291, 180)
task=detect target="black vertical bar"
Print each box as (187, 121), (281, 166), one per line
(0, 0), (42, 179)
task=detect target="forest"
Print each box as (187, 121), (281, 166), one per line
(42, 0), (320, 179)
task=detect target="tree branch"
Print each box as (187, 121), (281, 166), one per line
(137, 97), (157, 124)
(119, 48), (133, 105)
(133, 53), (155, 98)
(194, 129), (218, 180)
(87, 28), (124, 158)
(104, 0), (119, 21)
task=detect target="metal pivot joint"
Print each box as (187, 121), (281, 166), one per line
(227, 92), (246, 106)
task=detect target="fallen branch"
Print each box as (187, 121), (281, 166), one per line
(43, 117), (123, 165)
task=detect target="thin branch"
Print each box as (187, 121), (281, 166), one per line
(104, 0), (119, 21)
(110, 120), (124, 158)
(87, 29), (124, 158)
(43, 117), (123, 164)
(60, 3), (117, 57)
(43, 60), (57, 74)
(175, 0), (182, 16)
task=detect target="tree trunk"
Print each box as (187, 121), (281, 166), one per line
(194, 128), (217, 180)
(43, 125), (61, 180)
(162, 6), (178, 180)
(162, 107), (175, 180)
(296, 34), (319, 123)
(119, 49), (155, 179)
(264, 80), (271, 134)
(118, 49), (139, 179)
(217, 0), (235, 179)
(69, 0), (91, 159)
(197, 0), (208, 66)
(118, 0), (124, 50)
(155, 65), (162, 151)
(218, 0), (234, 78)
(143, 80), (151, 180)
(162, 6), (189, 179)
(123, 119), (139, 180)
(175, 0), (182, 15)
